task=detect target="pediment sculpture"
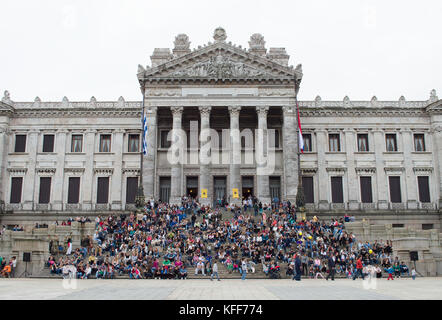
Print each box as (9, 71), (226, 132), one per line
(171, 54), (267, 78)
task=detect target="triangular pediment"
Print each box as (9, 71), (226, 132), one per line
(0, 101), (15, 114)
(140, 41), (300, 82)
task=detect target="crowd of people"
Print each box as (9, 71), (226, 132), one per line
(40, 196), (413, 281)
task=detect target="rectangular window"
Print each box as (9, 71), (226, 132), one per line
(329, 134), (340, 152)
(42, 134), (55, 152)
(160, 130), (171, 148)
(392, 223), (404, 228)
(303, 133), (312, 152)
(10, 177), (23, 204)
(386, 134), (397, 152)
(360, 176), (373, 203)
(128, 134), (140, 153)
(274, 130), (280, 148)
(39, 177), (51, 204)
(71, 135), (83, 152)
(417, 176), (430, 203)
(414, 134), (425, 152)
(99, 134), (111, 152)
(126, 177), (138, 204)
(14, 134), (26, 153)
(389, 176), (402, 203)
(331, 176), (343, 203)
(422, 224), (434, 230)
(67, 177), (80, 204)
(96, 177), (110, 204)
(357, 134), (369, 152)
(302, 176), (314, 203)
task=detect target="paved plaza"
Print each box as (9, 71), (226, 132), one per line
(0, 278), (441, 300)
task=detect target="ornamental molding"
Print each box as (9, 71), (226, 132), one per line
(7, 168), (27, 175)
(122, 168), (141, 176)
(301, 168), (317, 175)
(326, 167), (347, 175)
(170, 54), (270, 79)
(146, 88), (181, 97)
(36, 168), (56, 175)
(94, 168), (114, 175)
(258, 88), (294, 96)
(413, 167), (433, 174)
(64, 168), (85, 175)
(355, 167), (376, 175)
(384, 167), (405, 174)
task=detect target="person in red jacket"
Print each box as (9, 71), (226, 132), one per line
(352, 256), (365, 280)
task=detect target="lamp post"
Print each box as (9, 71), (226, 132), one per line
(135, 85), (146, 210)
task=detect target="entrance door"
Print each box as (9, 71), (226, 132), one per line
(242, 176), (254, 199)
(159, 177), (171, 203)
(214, 177), (226, 203)
(186, 176), (198, 199)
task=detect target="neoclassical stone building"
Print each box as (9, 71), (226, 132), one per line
(1, 28), (441, 228)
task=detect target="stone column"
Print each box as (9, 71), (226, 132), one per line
(432, 126), (442, 208)
(256, 106), (271, 204)
(52, 129), (68, 211)
(344, 129), (359, 210)
(23, 130), (39, 210)
(169, 107), (184, 205)
(373, 129), (388, 209)
(142, 107), (157, 201)
(199, 106), (212, 206)
(0, 126), (8, 204)
(401, 129), (418, 209)
(228, 106), (242, 205)
(111, 129), (124, 210)
(82, 129), (96, 211)
(282, 105), (298, 203)
(316, 129), (329, 210)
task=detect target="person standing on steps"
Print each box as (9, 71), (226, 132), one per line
(326, 253), (335, 281)
(352, 256), (365, 280)
(211, 259), (220, 281)
(241, 259), (247, 280)
(292, 253), (302, 281)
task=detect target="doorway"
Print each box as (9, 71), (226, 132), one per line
(186, 176), (198, 199)
(213, 176), (227, 203)
(242, 176), (254, 199)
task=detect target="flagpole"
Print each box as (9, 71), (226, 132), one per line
(294, 73), (305, 210)
(135, 85), (146, 209)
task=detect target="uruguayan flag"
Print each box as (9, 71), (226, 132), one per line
(142, 113), (148, 155)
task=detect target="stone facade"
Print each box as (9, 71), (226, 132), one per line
(0, 28), (441, 228)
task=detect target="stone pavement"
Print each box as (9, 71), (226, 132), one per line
(0, 278), (441, 300)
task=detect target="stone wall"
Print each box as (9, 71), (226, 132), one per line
(345, 220), (442, 276)
(0, 221), (95, 276)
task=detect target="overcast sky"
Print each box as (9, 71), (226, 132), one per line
(0, 0), (440, 102)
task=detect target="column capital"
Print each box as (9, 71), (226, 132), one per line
(170, 106), (183, 117)
(256, 106), (269, 117)
(198, 106), (212, 117)
(228, 106), (241, 116)
(85, 129), (97, 134)
(146, 106), (157, 115)
(282, 105), (295, 115)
